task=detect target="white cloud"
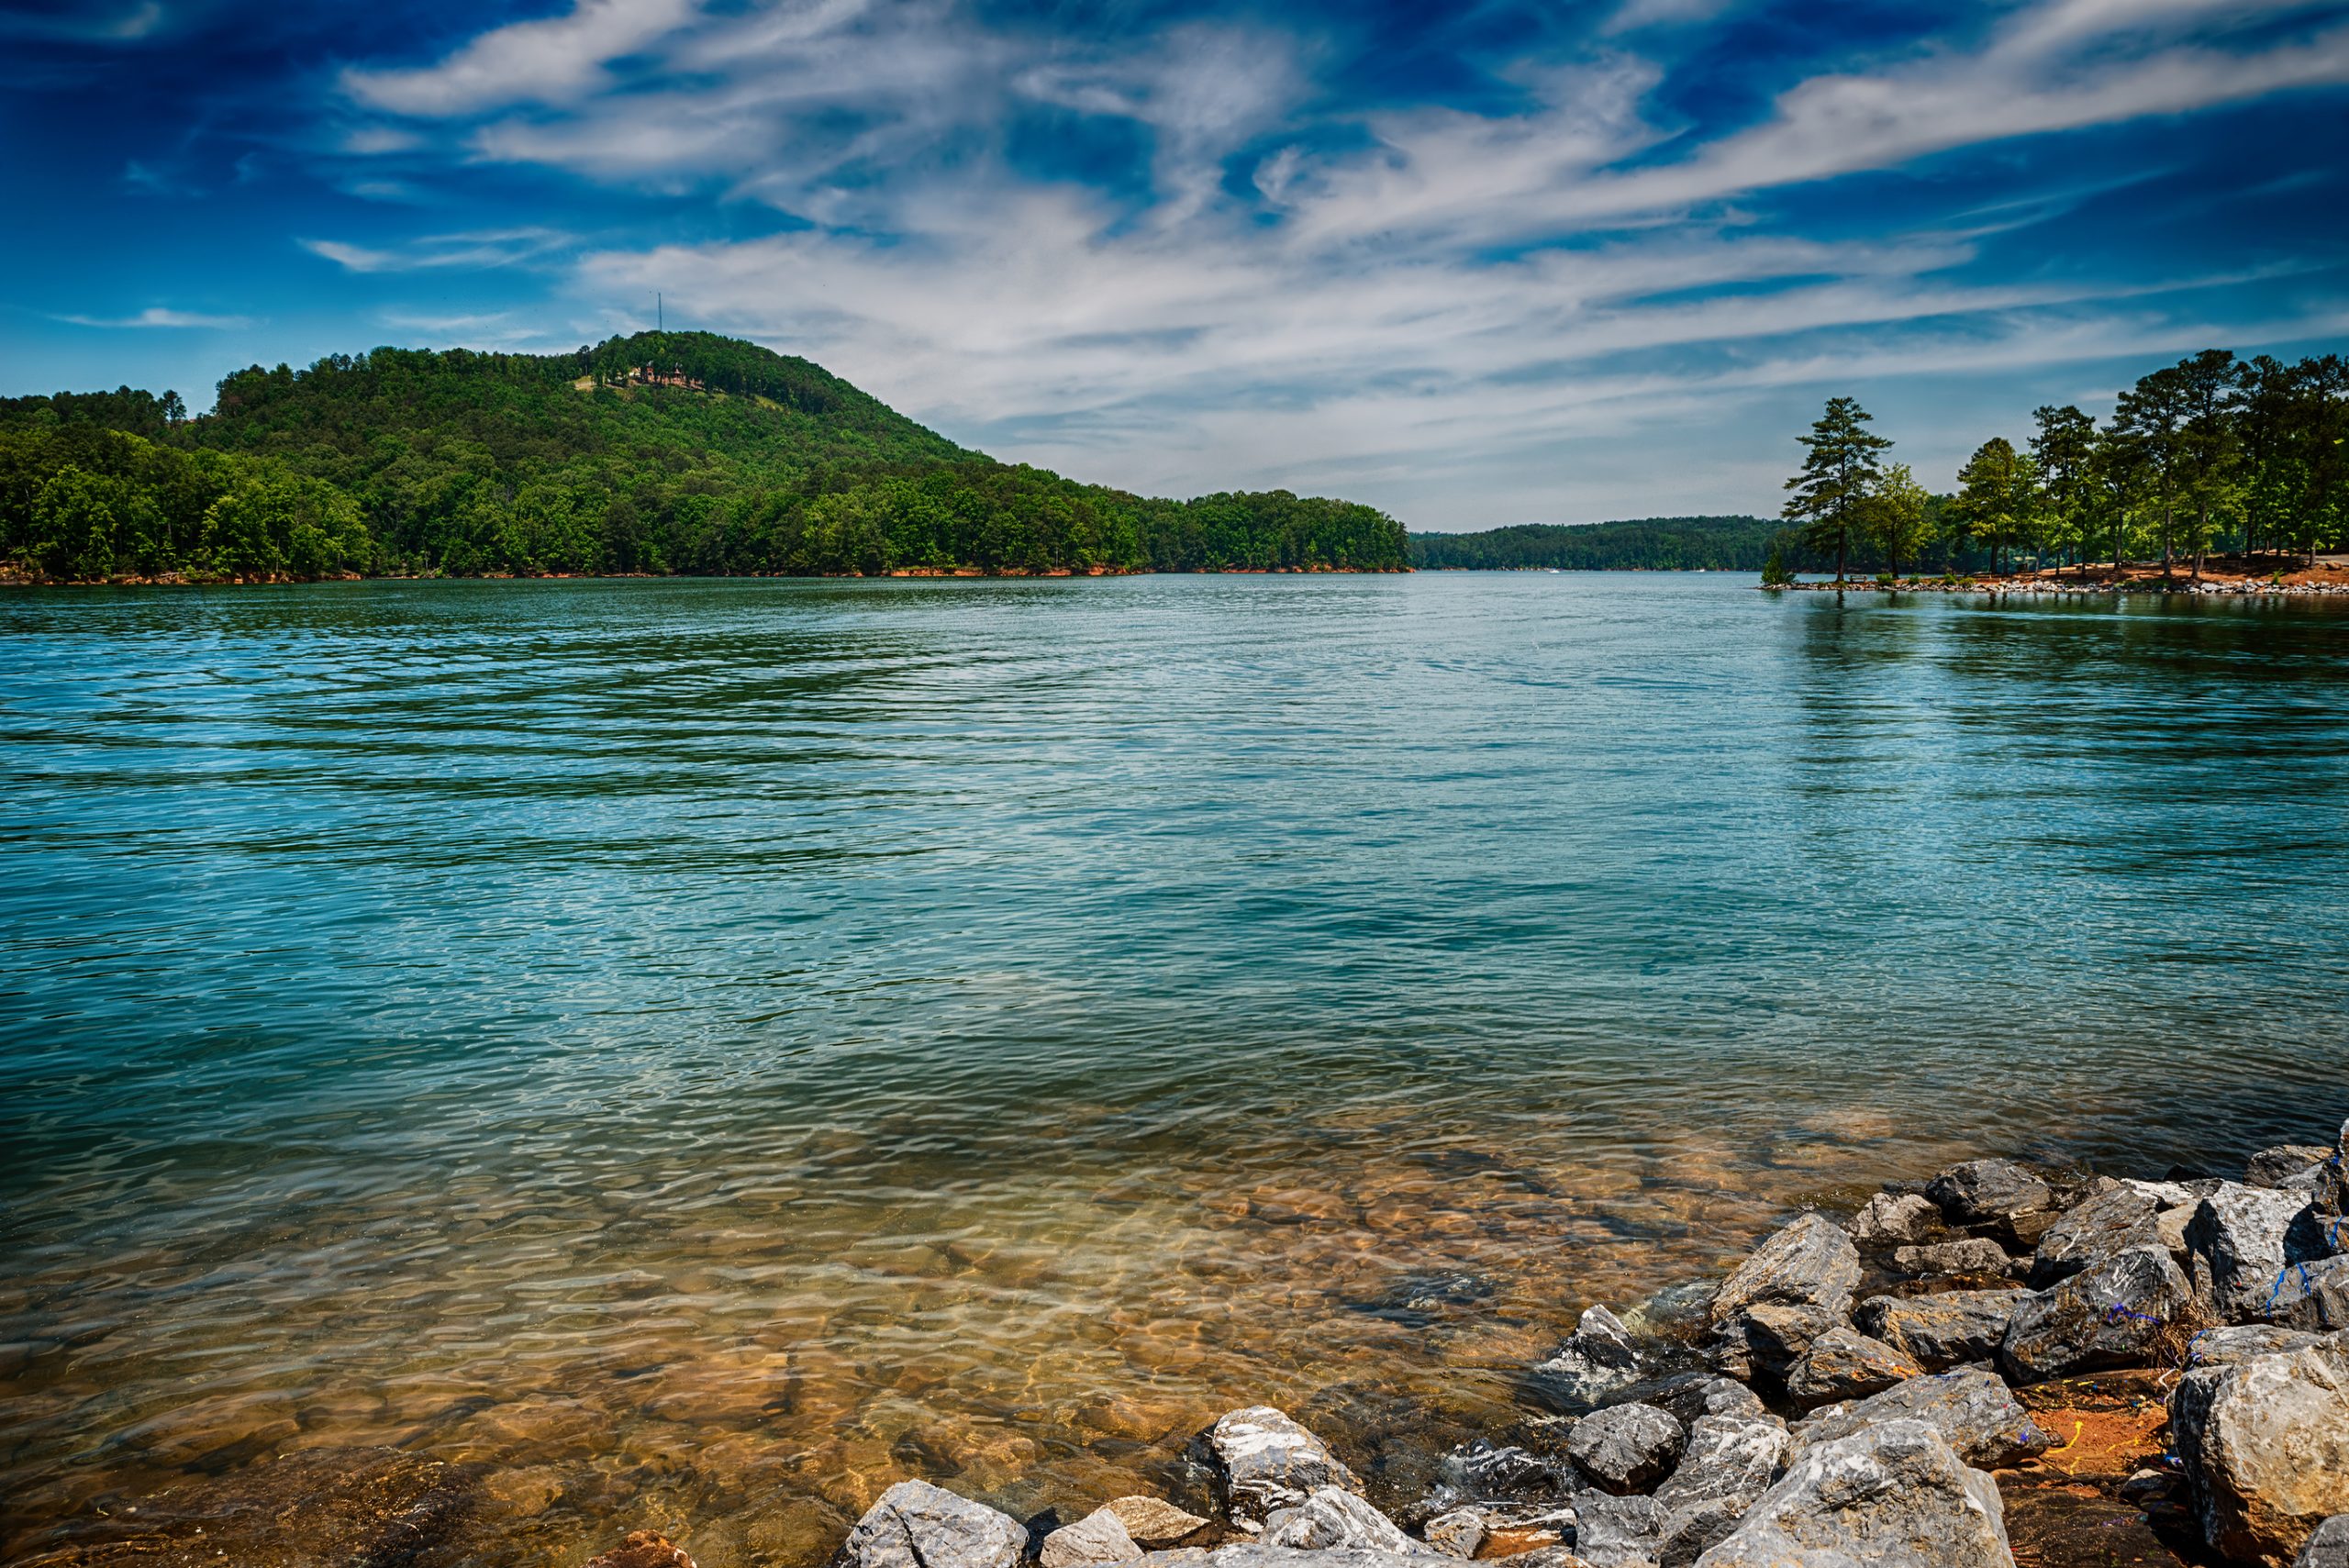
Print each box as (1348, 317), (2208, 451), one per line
(57, 307), (253, 328)
(343, 0), (699, 117)
(300, 228), (572, 272)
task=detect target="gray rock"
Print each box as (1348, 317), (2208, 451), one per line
(1604, 1372), (1772, 1429)
(1891, 1239), (2016, 1280)
(1849, 1193), (1938, 1249)
(2251, 1146), (2336, 1190)
(1652, 1417), (1788, 1568)
(842, 1481), (1029, 1568)
(2000, 1243), (2194, 1382)
(1205, 1406), (1362, 1525)
(1043, 1508), (1144, 1568)
(2316, 1119), (2349, 1223)
(1531, 1307), (1645, 1412)
(2031, 1183), (2166, 1288)
(1566, 1403), (1687, 1496)
(1422, 1509), (1484, 1560)
(1790, 1365), (2054, 1470)
(1782, 1326), (1923, 1407)
(2268, 1255), (2349, 1331)
(2188, 1324), (2332, 1368)
(2188, 1184), (2321, 1323)
(1706, 1303), (1844, 1385)
(1140, 1549), (1473, 1568)
(1708, 1214), (1861, 1325)
(2298, 1516), (2349, 1568)
(1927, 1159), (2054, 1238)
(1569, 1493), (1663, 1568)
(1105, 1497), (1213, 1549)
(2171, 1336), (2349, 1565)
(1261, 1488), (1425, 1556)
(1854, 1290), (2031, 1371)
(1691, 1419), (2011, 1568)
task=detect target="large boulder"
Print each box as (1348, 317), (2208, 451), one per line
(1530, 1307), (1645, 1412)
(2269, 1257), (2349, 1330)
(1849, 1193), (1938, 1249)
(1105, 1498), (1213, 1550)
(1999, 1243), (2194, 1382)
(2298, 1516), (2349, 1568)
(841, 1481), (1028, 1568)
(2189, 1324), (2332, 1368)
(1708, 1214), (1861, 1325)
(2030, 1182), (2166, 1288)
(1651, 1416), (1788, 1568)
(1706, 1304), (1843, 1385)
(1605, 1372), (1772, 1429)
(1854, 1290), (2030, 1370)
(2251, 1147), (2336, 1190)
(1891, 1239), (2016, 1280)
(1204, 1407), (1362, 1526)
(2171, 1337), (2349, 1565)
(1790, 1365), (2054, 1470)
(1140, 1550), (1479, 1568)
(1926, 1159), (2054, 1240)
(2315, 1119), (2349, 1222)
(1568, 1494), (1664, 1568)
(1782, 1326), (1921, 1407)
(1566, 1403), (1687, 1496)
(1690, 1419), (2010, 1568)
(1260, 1489), (1423, 1556)
(1043, 1508), (1144, 1568)
(2188, 1184), (2322, 1323)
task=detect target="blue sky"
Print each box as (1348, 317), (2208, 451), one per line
(4, 0), (2346, 528)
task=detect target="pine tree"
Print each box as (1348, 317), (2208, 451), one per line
(1782, 396), (1891, 585)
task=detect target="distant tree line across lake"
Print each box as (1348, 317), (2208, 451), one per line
(0, 332), (1407, 583)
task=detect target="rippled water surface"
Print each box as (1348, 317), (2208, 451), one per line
(3, 573), (2345, 1566)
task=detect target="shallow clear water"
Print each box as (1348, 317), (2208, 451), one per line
(2, 573), (2344, 1566)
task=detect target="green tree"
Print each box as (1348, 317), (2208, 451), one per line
(1783, 395), (1891, 585)
(1948, 438), (2038, 577)
(2171, 349), (2242, 581)
(1858, 462), (1933, 581)
(2030, 405), (2098, 575)
(2111, 363), (2188, 577)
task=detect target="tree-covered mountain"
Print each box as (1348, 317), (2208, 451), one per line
(0, 332), (1407, 582)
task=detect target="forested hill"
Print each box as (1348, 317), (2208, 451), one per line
(0, 331), (1407, 581)
(1410, 516), (1776, 570)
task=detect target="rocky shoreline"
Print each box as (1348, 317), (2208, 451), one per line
(577, 1118), (2349, 1568)
(1768, 576), (2349, 596)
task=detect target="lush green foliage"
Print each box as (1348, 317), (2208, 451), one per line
(1781, 395), (1893, 582)
(1409, 516), (1780, 570)
(1, 332), (1406, 581)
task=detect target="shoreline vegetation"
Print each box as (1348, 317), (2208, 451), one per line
(69, 1118), (2349, 1568)
(0, 332), (1408, 585)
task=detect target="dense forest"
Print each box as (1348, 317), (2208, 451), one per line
(0, 332), (1407, 582)
(1777, 348), (2349, 583)
(1411, 516), (1776, 570)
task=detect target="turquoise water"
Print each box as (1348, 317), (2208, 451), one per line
(3, 573), (2344, 1566)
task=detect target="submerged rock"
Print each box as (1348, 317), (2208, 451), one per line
(2171, 1336), (2349, 1565)
(1999, 1243), (2194, 1382)
(584, 1531), (697, 1568)
(1204, 1407), (1362, 1526)
(1791, 1365), (2054, 1470)
(1854, 1290), (2030, 1371)
(2188, 1184), (2321, 1323)
(1690, 1418), (2011, 1568)
(841, 1481), (1029, 1568)
(1566, 1403), (1686, 1496)
(1707, 1214), (1860, 1325)
(1782, 1325), (1921, 1407)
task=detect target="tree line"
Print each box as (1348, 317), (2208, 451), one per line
(1409, 516), (1780, 570)
(1779, 349), (2349, 584)
(1, 334), (1408, 582)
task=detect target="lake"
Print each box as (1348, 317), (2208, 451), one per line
(3, 573), (2344, 1566)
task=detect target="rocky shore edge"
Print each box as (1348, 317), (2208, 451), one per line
(586, 1118), (2349, 1568)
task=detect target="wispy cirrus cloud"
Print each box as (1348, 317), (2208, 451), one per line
(54, 306), (254, 329)
(298, 228), (573, 273)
